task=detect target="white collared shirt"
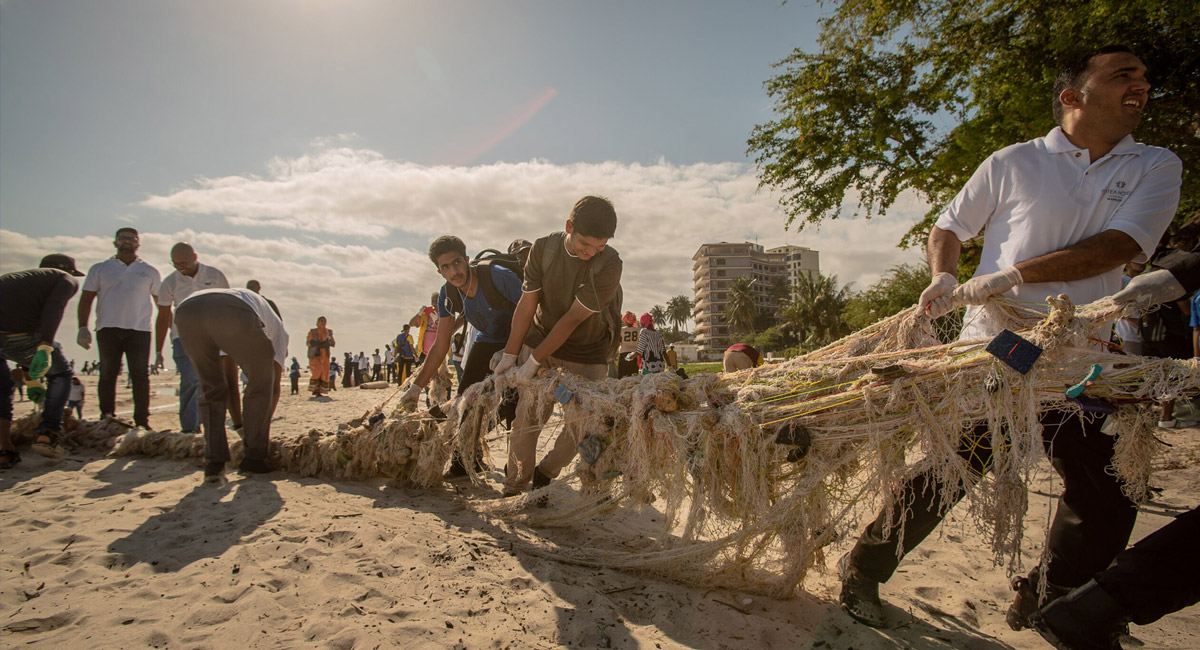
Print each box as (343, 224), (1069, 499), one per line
(158, 263), (230, 339)
(82, 257), (163, 332)
(937, 127), (1181, 338)
(181, 288), (290, 368)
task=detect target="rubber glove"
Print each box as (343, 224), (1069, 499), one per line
(515, 355), (541, 380)
(26, 378), (45, 405)
(1112, 269), (1186, 310)
(77, 327), (92, 350)
(29, 344), (54, 380)
(919, 272), (959, 319)
(400, 383), (423, 412)
(492, 352), (519, 375)
(954, 266), (1023, 305)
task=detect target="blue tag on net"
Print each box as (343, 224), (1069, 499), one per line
(555, 385), (574, 405)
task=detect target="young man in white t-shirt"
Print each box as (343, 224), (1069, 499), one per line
(839, 45), (1181, 631)
(154, 242), (229, 433)
(77, 228), (163, 428)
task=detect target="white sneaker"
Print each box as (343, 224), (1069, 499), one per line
(1158, 419), (1183, 429)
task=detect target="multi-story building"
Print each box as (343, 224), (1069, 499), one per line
(691, 242), (819, 355)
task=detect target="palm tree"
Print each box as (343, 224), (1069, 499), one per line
(649, 304), (668, 329)
(666, 294), (693, 332)
(723, 276), (759, 337)
(780, 272), (849, 347)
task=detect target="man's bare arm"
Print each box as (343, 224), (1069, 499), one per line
(928, 227), (962, 276)
(1014, 230), (1142, 284)
(77, 290), (97, 329)
(503, 292), (539, 356)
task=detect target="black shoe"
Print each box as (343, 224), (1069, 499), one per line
(1007, 570), (1070, 631)
(204, 461), (226, 482)
(1030, 580), (1128, 650)
(238, 458), (274, 474)
(532, 467), (552, 508)
(839, 553), (886, 627)
(444, 457), (469, 479)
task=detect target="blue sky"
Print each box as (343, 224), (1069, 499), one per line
(1, 0), (923, 362)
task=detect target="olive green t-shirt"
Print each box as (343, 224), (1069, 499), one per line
(522, 232), (623, 364)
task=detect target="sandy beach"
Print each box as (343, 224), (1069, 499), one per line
(2, 372), (1197, 649)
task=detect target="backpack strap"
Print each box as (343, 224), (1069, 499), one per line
(475, 262), (516, 312)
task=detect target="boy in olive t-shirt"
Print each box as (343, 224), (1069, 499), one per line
(494, 196), (623, 496)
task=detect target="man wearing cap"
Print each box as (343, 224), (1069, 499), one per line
(77, 228), (163, 428)
(0, 254), (85, 466)
(155, 242), (230, 434)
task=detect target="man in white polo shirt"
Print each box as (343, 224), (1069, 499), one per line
(77, 227), (163, 428)
(838, 45), (1181, 631)
(175, 288), (288, 481)
(154, 242), (229, 433)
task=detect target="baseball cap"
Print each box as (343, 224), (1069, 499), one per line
(39, 253), (85, 277)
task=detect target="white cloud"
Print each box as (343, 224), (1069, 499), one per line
(3, 147), (926, 368)
(139, 146), (925, 310)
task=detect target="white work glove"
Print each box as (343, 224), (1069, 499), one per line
(954, 266), (1023, 305)
(624, 352), (636, 361)
(1112, 269), (1187, 310)
(400, 383), (423, 412)
(491, 351), (518, 375)
(919, 272), (959, 318)
(77, 327), (92, 350)
(515, 355), (541, 380)
(155, 351), (165, 369)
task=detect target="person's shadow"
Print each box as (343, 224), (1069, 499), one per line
(107, 478), (282, 572)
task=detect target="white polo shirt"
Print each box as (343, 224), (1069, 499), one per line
(82, 257), (163, 332)
(181, 288), (290, 368)
(158, 263), (230, 339)
(937, 127), (1181, 338)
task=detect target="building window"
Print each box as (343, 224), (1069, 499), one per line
(716, 258), (726, 265)
(716, 270), (725, 277)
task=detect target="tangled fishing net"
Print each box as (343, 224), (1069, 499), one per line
(24, 295), (1199, 597)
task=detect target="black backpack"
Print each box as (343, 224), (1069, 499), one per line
(442, 247), (525, 316)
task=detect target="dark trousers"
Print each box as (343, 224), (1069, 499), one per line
(354, 366), (363, 385)
(617, 355), (639, 378)
(176, 294), (276, 464)
(849, 409), (1137, 589)
(97, 327), (151, 427)
(458, 341), (505, 395)
(399, 357), (414, 384)
(372, 363), (382, 381)
(290, 376), (299, 395)
(1095, 506), (1200, 624)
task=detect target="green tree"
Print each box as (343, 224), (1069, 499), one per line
(666, 294), (694, 332)
(843, 263), (931, 330)
(749, 0), (1198, 248)
(723, 276), (760, 337)
(650, 304), (669, 330)
(780, 272), (850, 347)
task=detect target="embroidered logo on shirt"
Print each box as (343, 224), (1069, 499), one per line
(1101, 180), (1132, 202)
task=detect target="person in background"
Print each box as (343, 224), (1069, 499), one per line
(328, 358), (339, 391)
(1112, 261), (1146, 355)
(288, 357), (301, 396)
(616, 311), (639, 378)
(665, 343), (678, 370)
(342, 352), (354, 388)
(411, 293), (440, 366)
(384, 344), (395, 383)
(633, 312), (666, 374)
(245, 279), (281, 319)
(451, 331), (465, 381)
(357, 351), (370, 385)
(371, 348), (382, 382)
(68, 376), (86, 419)
(396, 326), (416, 384)
(306, 317), (334, 396)
(723, 343), (764, 372)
